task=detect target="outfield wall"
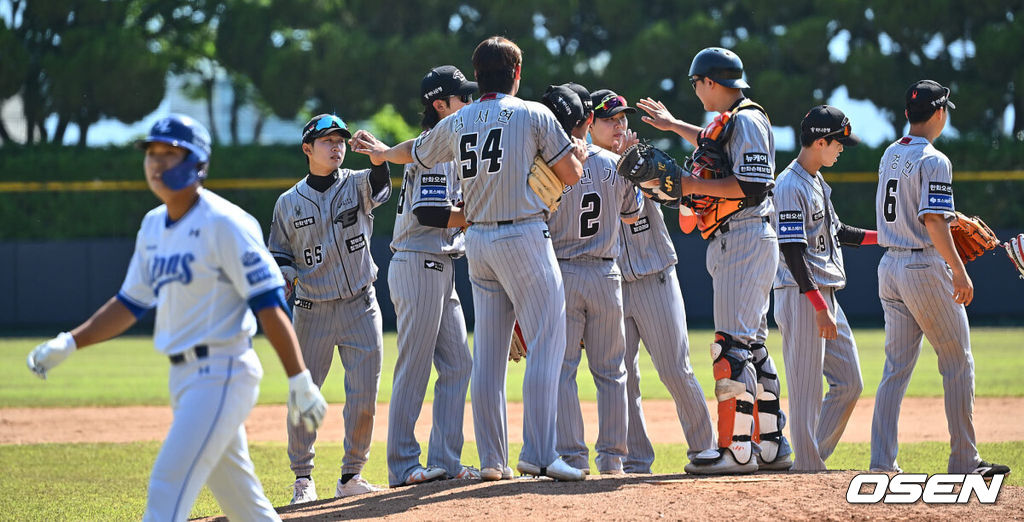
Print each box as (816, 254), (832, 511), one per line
(2, 233), (1022, 333)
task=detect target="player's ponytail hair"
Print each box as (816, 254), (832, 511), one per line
(473, 36), (522, 94)
(420, 100), (446, 130)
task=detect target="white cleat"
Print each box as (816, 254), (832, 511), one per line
(516, 458), (586, 481)
(757, 453), (794, 471)
(335, 475), (383, 497)
(452, 466), (481, 480)
(290, 477), (317, 505)
(684, 448), (758, 475)
(400, 465), (447, 486)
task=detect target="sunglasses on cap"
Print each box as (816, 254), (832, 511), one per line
(310, 114), (347, 132)
(821, 118), (852, 139)
(595, 94), (627, 113)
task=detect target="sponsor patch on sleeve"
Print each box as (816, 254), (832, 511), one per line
(245, 266), (273, 285)
(928, 182), (954, 209)
(777, 210), (804, 239)
(420, 186), (447, 199)
(738, 152), (772, 175)
(241, 251), (262, 267)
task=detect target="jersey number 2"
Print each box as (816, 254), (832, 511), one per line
(883, 179), (898, 223)
(459, 128), (503, 179)
(579, 193), (602, 238)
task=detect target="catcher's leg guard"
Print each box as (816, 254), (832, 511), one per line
(751, 344), (789, 467)
(711, 332), (755, 465)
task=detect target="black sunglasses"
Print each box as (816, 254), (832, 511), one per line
(453, 94), (472, 103)
(689, 75), (705, 89)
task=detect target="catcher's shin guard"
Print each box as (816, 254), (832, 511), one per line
(750, 344), (783, 462)
(711, 332), (755, 464)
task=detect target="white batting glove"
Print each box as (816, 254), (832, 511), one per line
(27, 332), (77, 380)
(287, 369), (327, 432)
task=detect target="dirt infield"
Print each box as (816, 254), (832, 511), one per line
(2, 397), (1022, 445)
(190, 471), (1024, 521)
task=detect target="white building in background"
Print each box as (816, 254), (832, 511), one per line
(1, 74), (306, 147)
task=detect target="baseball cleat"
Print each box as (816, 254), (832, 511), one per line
(398, 465), (447, 487)
(479, 466), (513, 481)
(516, 458), (586, 481)
(599, 468), (625, 475)
(684, 448), (758, 475)
(868, 465), (903, 473)
(452, 466), (481, 480)
(972, 461), (1011, 478)
(335, 475), (383, 497)
(757, 453), (794, 471)
(290, 477), (317, 504)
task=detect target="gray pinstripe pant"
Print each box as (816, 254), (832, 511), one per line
(466, 221), (566, 470)
(555, 258), (628, 473)
(872, 249), (980, 473)
(386, 250), (472, 485)
(774, 286), (862, 471)
(622, 266), (716, 473)
(287, 287), (383, 477)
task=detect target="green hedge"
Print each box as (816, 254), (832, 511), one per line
(1, 139), (1021, 240)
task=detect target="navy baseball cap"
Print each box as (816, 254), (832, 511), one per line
(302, 114), (351, 143)
(906, 80), (956, 115)
(421, 65), (478, 105)
(801, 105), (860, 146)
(541, 84), (587, 134)
(591, 89), (636, 119)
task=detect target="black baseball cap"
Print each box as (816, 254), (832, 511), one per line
(541, 84), (587, 134)
(565, 82), (593, 115)
(906, 80), (956, 116)
(590, 89), (637, 119)
(801, 105), (860, 146)
(302, 113), (351, 143)
(421, 65), (478, 105)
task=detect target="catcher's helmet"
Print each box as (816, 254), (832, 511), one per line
(137, 114), (212, 190)
(688, 47), (749, 89)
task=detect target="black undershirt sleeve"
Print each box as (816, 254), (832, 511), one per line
(780, 242), (817, 294)
(837, 223), (867, 246)
(368, 162), (391, 196)
(273, 256), (294, 268)
(737, 179), (771, 198)
(412, 206), (452, 228)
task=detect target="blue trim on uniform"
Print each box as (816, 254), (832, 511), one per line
(116, 291), (151, 319)
(249, 287), (288, 315)
(171, 356), (234, 521)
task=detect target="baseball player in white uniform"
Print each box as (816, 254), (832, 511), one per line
(773, 106), (872, 472)
(588, 90), (721, 474)
(636, 47), (792, 473)
(870, 80), (1010, 477)
(26, 114), (328, 521)
(384, 65), (478, 487)
(350, 36), (587, 481)
(268, 113), (391, 502)
(540, 84), (643, 475)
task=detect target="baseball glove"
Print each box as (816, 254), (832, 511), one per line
(616, 142), (686, 204)
(528, 155), (565, 212)
(1004, 233), (1024, 279)
(950, 212), (999, 263)
(509, 320), (527, 363)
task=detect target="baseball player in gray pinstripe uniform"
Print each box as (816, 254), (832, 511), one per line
(384, 65), (478, 487)
(350, 36), (587, 482)
(268, 114), (392, 503)
(586, 90), (720, 474)
(871, 80), (1009, 477)
(540, 84), (643, 475)
(636, 47), (791, 473)
(774, 106), (872, 472)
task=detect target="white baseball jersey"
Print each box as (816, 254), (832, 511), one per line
(411, 93), (574, 223)
(724, 104), (776, 220)
(617, 203), (677, 283)
(267, 168), (391, 301)
(549, 144), (643, 259)
(875, 135), (956, 247)
(390, 147), (466, 256)
(118, 189), (284, 356)
(773, 160), (847, 289)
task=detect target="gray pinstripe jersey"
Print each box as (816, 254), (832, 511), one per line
(617, 203), (677, 283)
(724, 104), (775, 220)
(390, 152), (466, 256)
(411, 93), (574, 223)
(875, 135), (955, 248)
(549, 144), (643, 259)
(773, 160), (847, 289)
(268, 169), (391, 301)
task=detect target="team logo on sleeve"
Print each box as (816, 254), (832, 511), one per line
(778, 210), (804, 239)
(241, 251), (263, 267)
(346, 234), (366, 253)
(928, 182), (954, 209)
(420, 174), (447, 199)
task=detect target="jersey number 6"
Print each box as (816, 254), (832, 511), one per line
(883, 179), (898, 223)
(459, 128), (504, 179)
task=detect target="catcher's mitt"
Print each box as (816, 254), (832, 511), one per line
(616, 142), (686, 204)
(950, 212), (999, 263)
(509, 321), (527, 363)
(1004, 233), (1024, 279)
(528, 155), (565, 212)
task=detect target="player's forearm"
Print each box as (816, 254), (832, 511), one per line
(256, 306), (307, 378)
(924, 213), (967, 275)
(69, 297), (138, 349)
(384, 140), (415, 164)
(552, 151), (583, 185)
(683, 175), (746, 199)
(447, 206), (468, 228)
(673, 121), (703, 146)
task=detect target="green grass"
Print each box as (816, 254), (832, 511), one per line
(0, 440), (1020, 521)
(2, 328), (1022, 407)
